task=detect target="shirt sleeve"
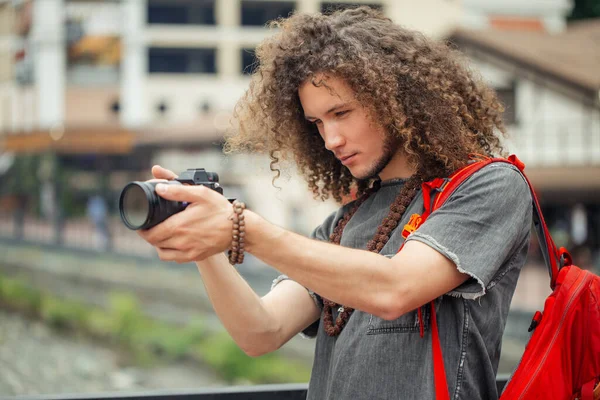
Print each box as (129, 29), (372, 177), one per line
(405, 163), (532, 300)
(270, 274), (322, 338)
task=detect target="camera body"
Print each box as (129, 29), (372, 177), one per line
(175, 169), (223, 194)
(119, 168), (223, 231)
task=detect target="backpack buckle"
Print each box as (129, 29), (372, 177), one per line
(402, 213), (423, 239)
(558, 247), (573, 270)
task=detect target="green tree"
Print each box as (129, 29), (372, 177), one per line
(568, 0), (600, 21)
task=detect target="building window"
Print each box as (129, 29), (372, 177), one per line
(241, 48), (258, 75)
(241, 1), (295, 26)
(148, 0), (215, 25)
(321, 2), (383, 14)
(496, 83), (517, 126)
(64, 3), (121, 85)
(149, 48), (217, 74)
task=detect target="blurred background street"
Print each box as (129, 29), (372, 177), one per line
(0, 0), (599, 397)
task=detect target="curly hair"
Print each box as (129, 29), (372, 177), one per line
(224, 6), (508, 203)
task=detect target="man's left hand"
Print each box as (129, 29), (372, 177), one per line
(137, 183), (234, 263)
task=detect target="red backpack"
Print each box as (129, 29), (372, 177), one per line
(404, 155), (600, 400)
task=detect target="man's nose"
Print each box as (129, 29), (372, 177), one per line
(322, 123), (345, 151)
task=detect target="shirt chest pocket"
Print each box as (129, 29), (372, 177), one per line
(365, 251), (431, 335)
(366, 303), (430, 335)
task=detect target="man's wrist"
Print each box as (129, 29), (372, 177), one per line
(243, 210), (262, 254)
(243, 210), (287, 255)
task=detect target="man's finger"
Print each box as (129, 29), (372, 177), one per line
(139, 218), (178, 244)
(154, 233), (187, 250)
(156, 247), (179, 262)
(152, 165), (178, 180)
(155, 183), (209, 203)
(156, 247), (195, 264)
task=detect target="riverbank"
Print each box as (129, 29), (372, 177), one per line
(0, 309), (224, 397)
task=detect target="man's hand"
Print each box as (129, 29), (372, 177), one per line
(151, 165), (178, 180)
(137, 165), (234, 263)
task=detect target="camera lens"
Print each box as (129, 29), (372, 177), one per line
(120, 182), (152, 230)
(119, 180), (188, 230)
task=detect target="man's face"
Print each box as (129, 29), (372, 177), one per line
(298, 74), (399, 181)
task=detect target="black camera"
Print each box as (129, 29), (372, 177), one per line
(119, 168), (223, 230)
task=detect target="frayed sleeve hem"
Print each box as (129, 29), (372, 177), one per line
(406, 232), (487, 300)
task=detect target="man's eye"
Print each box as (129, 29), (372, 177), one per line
(335, 110), (349, 117)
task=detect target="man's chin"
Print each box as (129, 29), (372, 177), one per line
(349, 169), (378, 181)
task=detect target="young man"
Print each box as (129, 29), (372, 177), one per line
(138, 7), (532, 399)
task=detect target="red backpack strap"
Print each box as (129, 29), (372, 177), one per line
(424, 154), (564, 290)
(412, 160), (495, 400)
(412, 154), (567, 399)
(431, 301), (450, 400)
(508, 156), (566, 289)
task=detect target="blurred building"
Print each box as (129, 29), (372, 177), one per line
(0, 0), (465, 234)
(451, 17), (600, 269)
(0, 0), (598, 257)
(461, 0), (573, 33)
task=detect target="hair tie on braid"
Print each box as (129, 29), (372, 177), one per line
(322, 174), (423, 336)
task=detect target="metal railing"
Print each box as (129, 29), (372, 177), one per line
(0, 212), (155, 260)
(13, 378), (511, 400)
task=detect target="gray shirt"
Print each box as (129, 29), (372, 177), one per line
(274, 163), (532, 400)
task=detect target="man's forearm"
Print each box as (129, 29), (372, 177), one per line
(244, 210), (404, 318)
(195, 253), (280, 355)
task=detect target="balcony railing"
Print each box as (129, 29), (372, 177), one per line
(16, 378), (511, 400)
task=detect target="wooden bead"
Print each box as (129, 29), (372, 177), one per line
(229, 200), (248, 265)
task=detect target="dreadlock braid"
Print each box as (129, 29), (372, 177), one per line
(322, 175), (423, 336)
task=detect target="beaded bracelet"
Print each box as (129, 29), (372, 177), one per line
(228, 200), (246, 265)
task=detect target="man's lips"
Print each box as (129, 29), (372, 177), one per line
(338, 153), (358, 165)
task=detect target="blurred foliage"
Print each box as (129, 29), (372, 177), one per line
(41, 296), (89, 330)
(0, 273), (42, 315)
(0, 154), (40, 196)
(568, 0), (600, 21)
(0, 153), (90, 218)
(57, 168), (83, 218)
(197, 335), (311, 384)
(0, 272), (311, 383)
